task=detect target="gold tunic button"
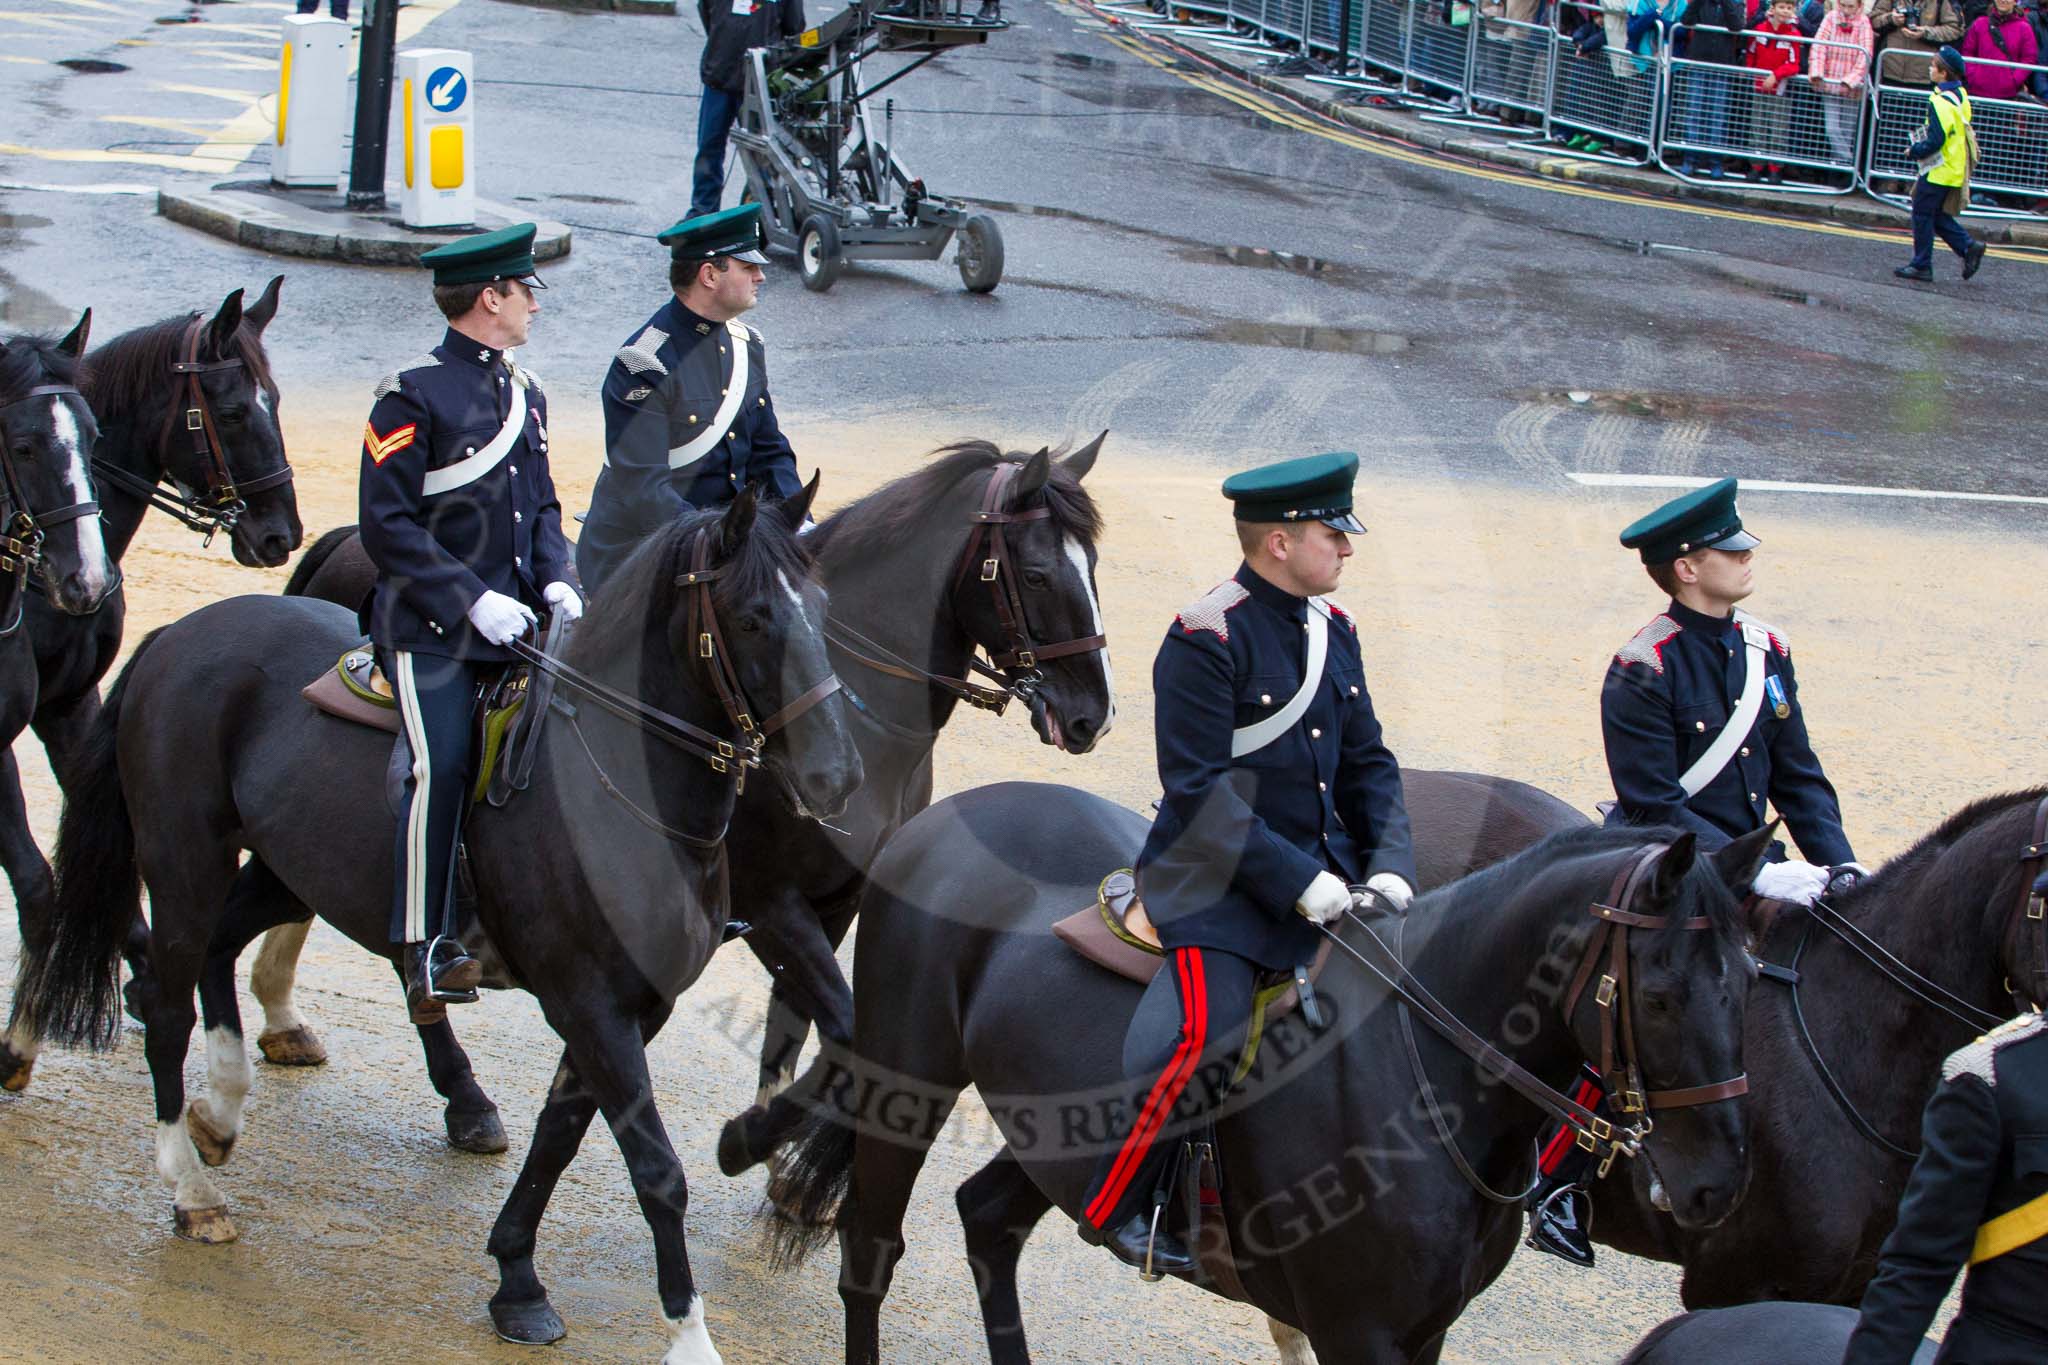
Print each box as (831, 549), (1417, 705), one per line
(508, 465), (517, 476)
(1349, 685), (1359, 696)
(1259, 693), (1272, 705)
(514, 511), (522, 523)
(1695, 721), (1706, 732)
(1749, 792), (1759, 802)
(465, 447), (476, 456)
(758, 397), (765, 406)
(1319, 781), (1328, 792)
(686, 415), (697, 424)
(1311, 727), (1322, 739)
(1740, 746), (1750, 757)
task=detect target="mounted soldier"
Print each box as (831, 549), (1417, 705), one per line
(1844, 1012), (2048, 1364)
(575, 204), (801, 596)
(1528, 477), (1865, 1265)
(1075, 450), (1417, 1274)
(358, 223), (579, 1023)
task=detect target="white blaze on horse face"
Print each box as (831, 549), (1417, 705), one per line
(49, 398), (110, 599)
(660, 1296), (724, 1365)
(1061, 535), (1115, 736)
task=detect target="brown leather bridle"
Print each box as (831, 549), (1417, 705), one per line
(2008, 794), (2048, 1012)
(0, 382), (104, 591)
(94, 315), (294, 546)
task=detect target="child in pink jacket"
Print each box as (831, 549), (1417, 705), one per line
(1811, 0), (1876, 167)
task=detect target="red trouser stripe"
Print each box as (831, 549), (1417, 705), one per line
(1085, 946), (1209, 1228)
(1537, 1075), (1606, 1173)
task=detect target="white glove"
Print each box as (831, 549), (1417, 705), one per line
(1752, 859), (1832, 906)
(542, 580), (583, 622)
(1363, 872), (1415, 913)
(467, 589), (537, 646)
(1295, 870), (1352, 925)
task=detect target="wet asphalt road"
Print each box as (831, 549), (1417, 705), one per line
(0, 0), (2036, 1361)
(0, 0), (2040, 520)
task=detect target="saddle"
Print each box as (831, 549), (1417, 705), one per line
(300, 622), (566, 809)
(1053, 870), (1340, 1302)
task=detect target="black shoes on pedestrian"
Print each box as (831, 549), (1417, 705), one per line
(1893, 264), (1934, 282)
(405, 937), (482, 1023)
(1526, 1183), (1597, 1267)
(1101, 1212), (1195, 1280)
(1963, 242), (1987, 280)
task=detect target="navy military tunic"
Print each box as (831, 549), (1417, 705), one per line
(358, 328), (573, 661)
(1602, 598), (1853, 866)
(575, 297), (799, 592)
(1845, 1013), (2048, 1364)
(1137, 564), (1416, 972)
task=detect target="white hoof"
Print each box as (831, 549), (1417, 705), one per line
(1269, 1316), (1319, 1365)
(661, 1295), (723, 1365)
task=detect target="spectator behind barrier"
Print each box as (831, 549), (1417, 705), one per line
(1811, 0), (1877, 165)
(1746, 0), (1805, 182)
(1678, 0), (1750, 175)
(1961, 0), (2041, 97)
(1871, 0), (1965, 85)
(1477, 0), (1552, 126)
(2032, 0), (2048, 98)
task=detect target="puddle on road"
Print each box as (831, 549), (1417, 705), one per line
(1513, 387), (1736, 421)
(1173, 243), (1375, 286)
(0, 215), (54, 232)
(1053, 50), (1116, 69)
(56, 59), (131, 74)
(1195, 321), (1410, 355)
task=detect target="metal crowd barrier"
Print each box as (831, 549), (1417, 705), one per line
(1121, 1), (2048, 218)
(1866, 56), (2048, 217)
(1546, 23), (1661, 164)
(1660, 33), (1870, 194)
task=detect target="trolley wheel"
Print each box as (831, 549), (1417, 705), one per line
(799, 215), (843, 293)
(956, 213), (1004, 294)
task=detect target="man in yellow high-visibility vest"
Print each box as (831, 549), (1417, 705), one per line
(1895, 46), (1988, 282)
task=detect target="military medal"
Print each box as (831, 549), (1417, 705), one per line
(1764, 674), (1789, 720)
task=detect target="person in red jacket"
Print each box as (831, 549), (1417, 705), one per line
(1747, 0), (1805, 182)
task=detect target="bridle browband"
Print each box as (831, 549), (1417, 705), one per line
(1318, 842), (1749, 1201)
(825, 460), (1108, 719)
(0, 382), (106, 602)
(506, 525), (842, 847)
(92, 315), (294, 546)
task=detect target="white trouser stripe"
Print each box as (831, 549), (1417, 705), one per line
(394, 651), (432, 943)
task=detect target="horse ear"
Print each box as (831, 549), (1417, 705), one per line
(58, 309), (91, 358)
(1061, 431), (1107, 482)
(1646, 832), (1698, 906)
(720, 484), (759, 556)
(207, 288), (247, 357)
(779, 470), (821, 528)
(244, 275), (283, 334)
(1013, 447), (1052, 497)
(1713, 821), (1781, 899)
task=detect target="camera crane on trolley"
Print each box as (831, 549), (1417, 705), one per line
(729, 0), (1010, 292)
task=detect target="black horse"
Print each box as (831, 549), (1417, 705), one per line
(1619, 1303), (1937, 1362)
(12, 488), (859, 1360)
(0, 318), (123, 1087)
(243, 440), (1118, 1162)
(764, 781), (1770, 1364)
(0, 281), (300, 1092)
(1591, 788), (2048, 1308)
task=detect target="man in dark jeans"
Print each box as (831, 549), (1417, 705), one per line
(1679, 0), (1749, 176)
(692, 0), (807, 218)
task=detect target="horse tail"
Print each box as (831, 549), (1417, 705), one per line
(10, 627), (160, 1050)
(761, 1101), (859, 1270)
(281, 523), (357, 597)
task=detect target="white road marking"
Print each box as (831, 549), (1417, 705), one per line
(1567, 471), (2048, 508)
(0, 179), (154, 195)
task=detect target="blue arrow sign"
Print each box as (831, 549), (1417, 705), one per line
(425, 65), (467, 114)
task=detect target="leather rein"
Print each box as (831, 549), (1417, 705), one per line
(824, 461), (1107, 720)
(1317, 843), (1750, 1202)
(0, 383), (103, 598)
(506, 526), (842, 848)
(93, 315), (294, 545)
(1762, 793), (2048, 1160)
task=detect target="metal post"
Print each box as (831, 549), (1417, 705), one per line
(347, 0), (400, 209)
(1336, 0), (1354, 73)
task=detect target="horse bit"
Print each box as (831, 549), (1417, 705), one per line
(91, 314), (295, 546)
(508, 525), (842, 848)
(825, 461), (1108, 720)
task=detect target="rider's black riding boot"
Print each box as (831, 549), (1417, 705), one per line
(1102, 1210), (1194, 1280)
(404, 937), (482, 1023)
(1525, 1176), (1595, 1267)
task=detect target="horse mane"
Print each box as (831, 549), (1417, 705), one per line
(0, 333), (80, 399)
(81, 312), (276, 421)
(566, 499), (813, 669)
(1431, 821), (1746, 947)
(1845, 786), (2048, 898)
(806, 439), (1103, 567)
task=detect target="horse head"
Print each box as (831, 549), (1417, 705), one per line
(0, 315), (117, 615)
(966, 435), (1116, 754)
(1563, 824), (1776, 1233)
(676, 481), (861, 823)
(194, 277), (300, 568)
